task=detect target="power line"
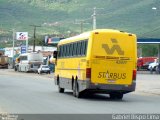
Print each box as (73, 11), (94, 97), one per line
(74, 19), (90, 33)
(139, 25), (160, 38)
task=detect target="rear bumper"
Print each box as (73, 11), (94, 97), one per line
(54, 76), (136, 94)
(40, 70), (50, 73)
(0, 64), (8, 68)
(79, 80), (136, 94)
(29, 68), (38, 72)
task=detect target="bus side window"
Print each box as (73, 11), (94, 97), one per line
(65, 44), (68, 57)
(79, 41), (82, 56)
(59, 46), (61, 57)
(81, 41), (84, 56)
(71, 43), (74, 56)
(63, 45), (65, 57)
(81, 41), (85, 56)
(61, 45), (64, 57)
(65, 45), (67, 57)
(66, 44), (70, 57)
(59, 46), (61, 58)
(84, 40), (88, 55)
(69, 44), (72, 57)
(61, 45), (63, 57)
(77, 42), (80, 56)
(76, 42), (79, 56)
(73, 42), (77, 56)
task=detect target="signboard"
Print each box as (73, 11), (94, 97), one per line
(16, 32), (28, 40)
(45, 37), (63, 45)
(21, 46), (26, 54)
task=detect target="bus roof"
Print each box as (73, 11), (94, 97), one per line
(58, 29), (134, 45)
(58, 32), (90, 45)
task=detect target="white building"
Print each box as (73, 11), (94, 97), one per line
(4, 46), (57, 57)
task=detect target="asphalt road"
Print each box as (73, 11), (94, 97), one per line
(0, 69), (160, 114)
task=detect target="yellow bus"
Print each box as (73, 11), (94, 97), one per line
(54, 29), (137, 99)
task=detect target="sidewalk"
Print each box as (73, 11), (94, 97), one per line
(136, 72), (160, 95)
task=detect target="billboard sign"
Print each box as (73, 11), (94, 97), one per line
(16, 32), (28, 40)
(46, 37), (63, 45)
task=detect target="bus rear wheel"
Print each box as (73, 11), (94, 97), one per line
(73, 81), (82, 98)
(109, 92), (123, 100)
(58, 84), (64, 93)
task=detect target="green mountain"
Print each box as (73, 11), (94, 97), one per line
(1, 0), (160, 39)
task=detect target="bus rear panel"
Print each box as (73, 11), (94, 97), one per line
(86, 30), (137, 94)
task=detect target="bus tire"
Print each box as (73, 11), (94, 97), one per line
(58, 81), (64, 93)
(117, 93), (123, 100)
(73, 81), (76, 97)
(109, 92), (123, 100)
(74, 81), (82, 98)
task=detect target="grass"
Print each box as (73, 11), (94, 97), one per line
(0, 0), (160, 38)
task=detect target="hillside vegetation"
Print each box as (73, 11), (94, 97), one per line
(0, 0), (160, 38)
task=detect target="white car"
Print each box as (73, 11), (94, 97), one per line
(148, 59), (159, 71)
(38, 65), (50, 74)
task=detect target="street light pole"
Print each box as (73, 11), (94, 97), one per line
(92, 7), (96, 30)
(12, 29), (15, 68)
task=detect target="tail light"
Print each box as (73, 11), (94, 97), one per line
(86, 68), (91, 79)
(132, 69), (137, 80)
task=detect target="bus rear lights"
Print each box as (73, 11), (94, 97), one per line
(132, 69), (137, 80)
(86, 68), (91, 79)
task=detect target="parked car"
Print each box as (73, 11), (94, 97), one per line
(148, 58), (159, 72)
(155, 63), (160, 74)
(137, 57), (157, 70)
(38, 65), (50, 74)
(142, 62), (153, 70)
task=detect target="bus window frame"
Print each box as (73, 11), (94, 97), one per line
(57, 39), (88, 59)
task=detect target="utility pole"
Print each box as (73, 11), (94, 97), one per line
(74, 19), (90, 33)
(30, 25), (41, 52)
(92, 7), (104, 30)
(92, 7), (96, 30)
(44, 0), (47, 8)
(80, 21), (83, 33)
